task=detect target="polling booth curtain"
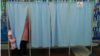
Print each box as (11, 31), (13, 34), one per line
(50, 2), (70, 47)
(70, 2), (92, 46)
(30, 2), (51, 48)
(7, 2), (28, 49)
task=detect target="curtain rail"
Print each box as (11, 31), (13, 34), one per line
(6, 0), (95, 2)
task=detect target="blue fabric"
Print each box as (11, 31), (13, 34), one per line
(30, 2), (51, 48)
(70, 2), (92, 46)
(7, 2), (28, 49)
(50, 2), (70, 47)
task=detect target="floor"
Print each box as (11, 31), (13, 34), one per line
(1, 48), (75, 56)
(1, 41), (100, 56)
(1, 46), (100, 56)
(92, 47), (100, 56)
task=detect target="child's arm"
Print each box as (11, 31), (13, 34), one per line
(9, 38), (16, 43)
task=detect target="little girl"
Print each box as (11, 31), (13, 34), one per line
(8, 30), (17, 56)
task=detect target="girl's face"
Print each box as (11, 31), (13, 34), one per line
(9, 35), (12, 38)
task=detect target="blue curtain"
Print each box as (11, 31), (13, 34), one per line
(7, 2), (28, 49)
(70, 2), (92, 46)
(30, 2), (51, 48)
(50, 2), (70, 47)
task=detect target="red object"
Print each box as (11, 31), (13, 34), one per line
(21, 21), (29, 41)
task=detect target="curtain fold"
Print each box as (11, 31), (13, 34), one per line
(50, 2), (92, 47)
(30, 2), (51, 48)
(7, 2), (93, 48)
(50, 2), (70, 47)
(70, 2), (92, 46)
(7, 2), (28, 49)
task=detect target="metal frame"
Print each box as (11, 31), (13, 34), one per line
(28, 2), (31, 56)
(48, 2), (51, 56)
(6, 2), (10, 56)
(91, 0), (94, 54)
(6, 0), (94, 56)
(69, 0), (71, 55)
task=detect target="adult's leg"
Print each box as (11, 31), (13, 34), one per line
(22, 41), (27, 56)
(14, 48), (18, 55)
(18, 41), (23, 56)
(11, 50), (14, 56)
